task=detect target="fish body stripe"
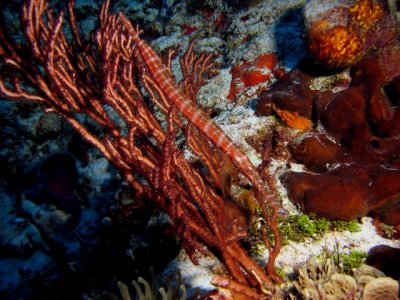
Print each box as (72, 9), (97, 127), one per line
(133, 35), (272, 195)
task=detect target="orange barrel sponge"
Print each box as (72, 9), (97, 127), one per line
(303, 0), (383, 69)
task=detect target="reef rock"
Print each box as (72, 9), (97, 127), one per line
(366, 245), (400, 279)
(362, 277), (399, 300)
(255, 69), (316, 130)
(273, 48), (400, 225)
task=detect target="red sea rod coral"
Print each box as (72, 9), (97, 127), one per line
(0, 0), (283, 297)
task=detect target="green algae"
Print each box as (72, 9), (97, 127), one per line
(249, 212), (362, 256)
(278, 214), (362, 244)
(334, 250), (368, 274)
(381, 223), (395, 239)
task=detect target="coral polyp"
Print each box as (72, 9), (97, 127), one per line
(304, 0), (384, 69)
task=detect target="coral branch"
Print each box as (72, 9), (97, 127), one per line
(0, 0), (283, 297)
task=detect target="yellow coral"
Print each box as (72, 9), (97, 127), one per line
(309, 26), (363, 68)
(349, 0), (383, 31)
(306, 0), (384, 69)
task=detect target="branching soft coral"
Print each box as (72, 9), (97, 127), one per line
(0, 0), (283, 297)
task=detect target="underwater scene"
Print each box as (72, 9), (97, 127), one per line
(0, 0), (399, 299)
